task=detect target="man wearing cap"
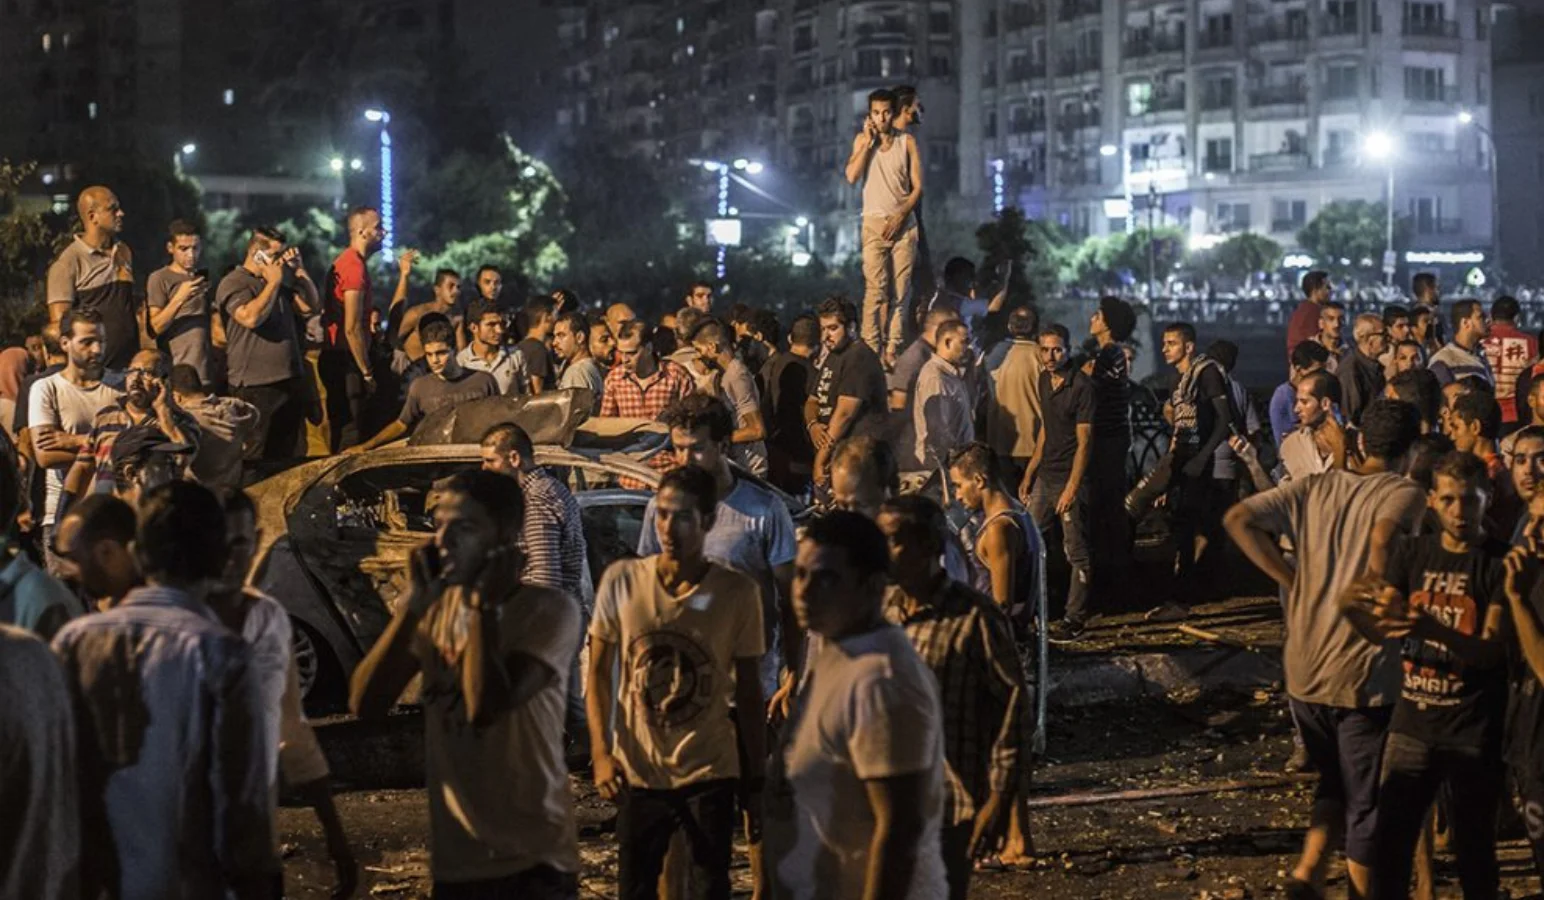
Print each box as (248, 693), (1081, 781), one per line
(107, 423), (193, 507)
(59, 348), (198, 510)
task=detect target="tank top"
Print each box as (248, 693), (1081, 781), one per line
(970, 505), (1046, 626)
(862, 133), (913, 219)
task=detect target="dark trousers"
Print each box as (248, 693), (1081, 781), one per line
(616, 779), (738, 900)
(1372, 733), (1502, 900)
(434, 865), (578, 900)
(1168, 469), (1228, 606)
(1512, 757), (1544, 888)
(1027, 472), (1092, 626)
(233, 377), (308, 460)
(1290, 698), (1392, 866)
(941, 821), (974, 900)
(1088, 436), (1131, 591)
(317, 348), (366, 451)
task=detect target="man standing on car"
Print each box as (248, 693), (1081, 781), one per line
(351, 471), (583, 898)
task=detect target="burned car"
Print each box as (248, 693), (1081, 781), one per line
(248, 411), (675, 713)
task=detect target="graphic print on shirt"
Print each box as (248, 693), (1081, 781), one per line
(1402, 568), (1479, 708)
(629, 629), (714, 728)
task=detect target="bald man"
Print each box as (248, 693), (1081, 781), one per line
(47, 186), (140, 371)
(1339, 312), (1388, 426)
(604, 302), (638, 339)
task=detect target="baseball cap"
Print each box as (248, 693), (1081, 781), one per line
(109, 423), (194, 467)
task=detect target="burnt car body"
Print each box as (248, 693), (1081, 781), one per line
(248, 437), (667, 713)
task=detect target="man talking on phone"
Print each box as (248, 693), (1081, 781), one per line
(146, 219), (214, 387)
(217, 226), (317, 460)
(351, 471), (583, 898)
(844, 88), (923, 363)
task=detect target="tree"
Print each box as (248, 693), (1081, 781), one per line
(0, 161), (67, 342)
(1061, 227), (1185, 293)
(975, 207), (1053, 310)
(1188, 233), (1282, 282)
(1296, 200), (1411, 280)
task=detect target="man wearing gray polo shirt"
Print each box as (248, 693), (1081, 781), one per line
(47, 186), (140, 372)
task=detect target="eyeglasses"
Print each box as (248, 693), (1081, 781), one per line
(124, 367), (159, 378)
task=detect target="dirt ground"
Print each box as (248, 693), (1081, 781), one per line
(274, 684), (1544, 899)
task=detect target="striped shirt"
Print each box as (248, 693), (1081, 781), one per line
(883, 579), (1033, 825)
(1428, 341), (1494, 387)
(518, 467), (589, 607)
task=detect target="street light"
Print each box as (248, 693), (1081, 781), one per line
(1364, 131), (1398, 285)
(329, 157), (345, 174)
(1099, 144), (1118, 157)
(363, 108), (394, 259)
(693, 157), (765, 280)
(173, 142), (196, 176)
(1457, 109), (1501, 278)
(349, 158), (364, 172)
(180, 143), (196, 156)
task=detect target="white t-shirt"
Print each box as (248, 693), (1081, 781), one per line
(766, 624), (949, 900)
(590, 556), (764, 789)
(28, 372), (120, 526)
(1278, 428), (1331, 483)
(413, 584), (583, 881)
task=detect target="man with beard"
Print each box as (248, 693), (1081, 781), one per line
(554, 312), (605, 414)
(29, 309), (121, 575)
(350, 320), (498, 453)
(1022, 325), (1095, 642)
(913, 319), (975, 472)
(692, 319), (768, 476)
(322, 207), (388, 450)
(59, 348), (198, 504)
(1280, 371), (1347, 481)
(808, 297), (887, 487)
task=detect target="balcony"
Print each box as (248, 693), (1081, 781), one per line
(1198, 27), (1234, 50)
(1250, 151), (1311, 171)
(1005, 3), (1046, 30)
(1248, 17), (1310, 49)
(1414, 217), (1463, 236)
(1271, 218), (1307, 233)
(1009, 116), (1042, 135)
(1322, 147), (1356, 168)
(1132, 92), (1187, 116)
(853, 21), (912, 45)
(1055, 109), (1100, 129)
(1200, 87), (1236, 111)
(1320, 15), (1358, 36)
(1403, 18), (1458, 38)
(1203, 155), (1232, 173)
(1406, 85), (1459, 107)
(1007, 62), (1043, 82)
(1124, 30), (1185, 58)
(1058, 0), (1100, 22)
(1249, 83), (1308, 109)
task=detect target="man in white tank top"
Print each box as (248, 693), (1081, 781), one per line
(844, 88), (924, 363)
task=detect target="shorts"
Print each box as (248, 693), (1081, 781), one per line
(1288, 697), (1392, 866)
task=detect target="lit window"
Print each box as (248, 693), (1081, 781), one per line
(41, 33), (51, 52)
(87, 101), (98, 120)
(223, 88), (235, 106)
(677, 17), (685, 33)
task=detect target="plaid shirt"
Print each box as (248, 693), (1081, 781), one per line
(599, 359), (695, 420)
(884, 578), (1033, 825)
(518, 466), (589, 606)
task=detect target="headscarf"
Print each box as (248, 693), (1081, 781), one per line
(0, 348), (30, 402)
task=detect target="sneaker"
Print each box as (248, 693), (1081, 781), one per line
(1283, 743), (1315, 774)
(1143, 602), (1189, 623)
(1047, 619), (1086, 645)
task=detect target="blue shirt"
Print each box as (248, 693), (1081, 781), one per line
(1269, 381), (1297, 447)
(51, 585), (275, 900)
(0, 550), (86, 640)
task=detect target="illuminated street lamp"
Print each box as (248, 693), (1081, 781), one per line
(1457, 109), (1501, 276)
(363, 108), (394, 259)
(1363, 131), (1397, 286)
(173, 142), (196, 176)
(329, 157), (345, 174)
(690, 157), (766, 280)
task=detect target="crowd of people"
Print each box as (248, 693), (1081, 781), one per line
(11, 86), (1544, 900)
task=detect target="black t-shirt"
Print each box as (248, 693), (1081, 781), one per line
(1508, 564), (1544, 766)
(813, 339), (887, 437)
(762, 351), (815, 461)
(518, 337), (554, 390)
(1038, 368), (1095, 478)
(1090, 343), (1131, 442)
(1384, 533), (1509, 750)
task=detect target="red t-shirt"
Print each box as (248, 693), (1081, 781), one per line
(1286, 300), (1321, 362)
(325, 248), (372, 351)
(1481, 321), (1538, 423)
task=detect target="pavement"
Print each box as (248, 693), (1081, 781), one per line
(273, 595), (1544, 898)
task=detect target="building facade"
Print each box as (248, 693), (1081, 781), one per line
(956, 0), (1495, 263)
(1491, 2), (1544, 283)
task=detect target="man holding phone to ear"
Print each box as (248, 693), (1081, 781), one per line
(146, 219), (213, 387)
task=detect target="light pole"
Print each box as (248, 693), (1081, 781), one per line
(1147, 182), (1159, 301)
(1458, 109), (1501, 278)
(689, 157), (764, 281)
(1364, 131), (1397, 286)
(364, 108), (394, 260)
(173, 142), (196, 177)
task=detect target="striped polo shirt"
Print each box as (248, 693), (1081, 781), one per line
(46, 236), (139, 370)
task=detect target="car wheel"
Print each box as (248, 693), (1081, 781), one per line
(291, 619), (345, 716)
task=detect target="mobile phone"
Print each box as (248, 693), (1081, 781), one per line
(194, 268), (209, 282)
(253, 249), (274, 266)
